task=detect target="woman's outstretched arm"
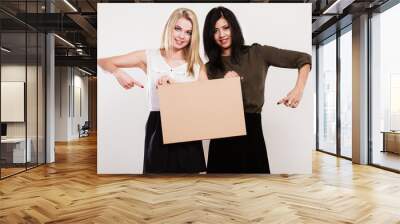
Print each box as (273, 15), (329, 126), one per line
(277, 64), (311, 108)
(97, 50), (147, 89)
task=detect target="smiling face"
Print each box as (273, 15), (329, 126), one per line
(171, 17), (193, 50)
(213, 17), (232, 52)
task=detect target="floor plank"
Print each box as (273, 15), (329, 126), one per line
(1, 134), (400, 223)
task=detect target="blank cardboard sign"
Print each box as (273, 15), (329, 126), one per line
(158, 77), (246, 144)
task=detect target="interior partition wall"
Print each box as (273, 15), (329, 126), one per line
(0, 1), (46, 179)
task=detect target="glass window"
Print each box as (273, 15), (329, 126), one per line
(1, 29), (28, 178)
(38, 32), (46, 165)
(339, 27), (352, 158)
(318, 36), (337, 155)
(0, 1), (46, 179)
(27, 30), (38, 169)
(371, 3), (400, 171)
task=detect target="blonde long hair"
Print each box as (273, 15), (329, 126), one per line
(161, 8), (202, 77)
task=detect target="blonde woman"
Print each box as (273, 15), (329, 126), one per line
(98, 8), (207, 173)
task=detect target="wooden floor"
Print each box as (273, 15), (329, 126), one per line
(373, 150), (400, 171)
(0, 167), (26, 178)
(1, 135), (400, 223)
(1, 163), (44, 178)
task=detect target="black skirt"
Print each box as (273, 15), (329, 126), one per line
(143, 111), (206, 173)
(207, 113), (270, 173)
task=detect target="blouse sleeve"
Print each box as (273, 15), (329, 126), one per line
(254, 43), (312, 69)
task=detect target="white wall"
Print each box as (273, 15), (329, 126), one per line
(55, 67), (69, 141)
(98, 3), (313, 174)
(55, 67), (89, 141)
(72, 72), (89, 138)
(1, 82), (24, 123)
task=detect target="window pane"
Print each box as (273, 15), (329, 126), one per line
(371, 3), (400, 171)
(318, 37), (337, 154)
(38, 32), (46, 165)
(27, 31), (38, 169)
(340, 29), (352, 158)
(1, 30), (27, 177)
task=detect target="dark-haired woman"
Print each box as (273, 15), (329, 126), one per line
(203, 7), (312, 173)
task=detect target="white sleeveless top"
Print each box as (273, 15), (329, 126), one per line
(146, 49), (200, 111)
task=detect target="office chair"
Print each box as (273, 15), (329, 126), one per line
(79, 121), (90, 138)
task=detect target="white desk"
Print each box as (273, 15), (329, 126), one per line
(1, 138), (31, 163)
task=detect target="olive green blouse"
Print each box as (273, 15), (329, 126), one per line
(206, 43), (312, 113)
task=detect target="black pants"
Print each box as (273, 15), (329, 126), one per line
(207, 113), (270, 173)
(143, 111), (206, 173)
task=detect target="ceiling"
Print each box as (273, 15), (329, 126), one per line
(0, 0), (391, 75)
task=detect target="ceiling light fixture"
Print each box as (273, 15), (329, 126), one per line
(54, 34), (75, 48)
(1, 47), (11, 53)
(323, 0), (342, 14)
(63, 0), (78, 12)
(78, 67), (93, 76)
(322, 0), (355, 15)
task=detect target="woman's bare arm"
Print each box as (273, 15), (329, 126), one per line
(198, 64), (209, 81)
(97, 50), (147, 89)
(98, 50), (147, 73)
